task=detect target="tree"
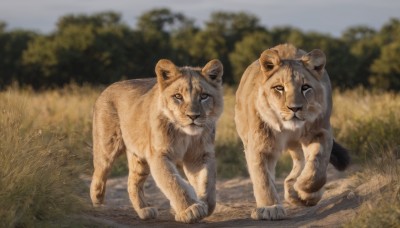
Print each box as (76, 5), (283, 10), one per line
(200, 11), (264, 83)
(369, 19), (400, 90)
(369, 41), (400, 89)
(0, 9), (398, 90)
(56, 11), (122, 31)
(169, 22), (199, 65)
(136, 8), (196, 75)
(342, 26), (376, 44)
(0, 21), (6, 33)
(205, 11), (262, 45)
(22, 12), (142, 87)
(229, 31), (273, 83)
(0, 22), (37, 88)
(374, 18), (400, 45)
(270, 26), (306, 46)
(298, 32), (357, 89)
(340, 26), (380, 88)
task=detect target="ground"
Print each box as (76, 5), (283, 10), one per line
(83, 165), (364, 228)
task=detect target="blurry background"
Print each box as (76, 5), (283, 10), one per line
(1, 1), (400, 227)
(0, 0), (400, 90)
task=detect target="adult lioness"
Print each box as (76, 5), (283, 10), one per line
(235, 44), (350, 220)
(90, 59), (223, 223)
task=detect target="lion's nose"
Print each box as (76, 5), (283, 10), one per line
(287, 105), (302, 113)
(187, 114), (200, 120)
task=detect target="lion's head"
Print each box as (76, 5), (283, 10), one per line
(256, 44), (329, 131)
(155, 59), (224, 135)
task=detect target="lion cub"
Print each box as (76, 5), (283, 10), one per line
(235, 44), (350, 220)
(90, 59), (224, 223)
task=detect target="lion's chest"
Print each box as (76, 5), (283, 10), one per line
(168, 136), (193, 161)
(275, 129), (303, 151)
(149, 130), (201, 162)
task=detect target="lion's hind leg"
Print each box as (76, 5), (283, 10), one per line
(90, 109), (125, 207)
(127, 152), (158, 220)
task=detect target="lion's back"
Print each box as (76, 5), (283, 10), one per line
(94, 78), (156, 112)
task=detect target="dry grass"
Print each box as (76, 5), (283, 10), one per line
(343, 147), (400, 228)
(331, 88), (400, 161)
(331, 88), (400, 227)
(0, 86), (97, 227)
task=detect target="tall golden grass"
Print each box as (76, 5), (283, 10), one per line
(343, 147), (400, 227)
(332, 88), (400, 159)
(0, 86), (97, 227)
(332, 88), (400, 227)
(1, 85), (399, 226)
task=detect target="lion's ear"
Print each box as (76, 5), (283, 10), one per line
(301, 49), (326, 79)
(155, 59), (179, 89)
(259, 49), (281, 79)
(202, 59), (223, 85)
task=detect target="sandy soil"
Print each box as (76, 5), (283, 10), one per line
(84, 165), (366, 228)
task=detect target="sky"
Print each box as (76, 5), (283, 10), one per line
(1, 0), (399, 37)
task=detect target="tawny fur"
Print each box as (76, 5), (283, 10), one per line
(235, 44), (334, 220)
(90, 59), (224, 223)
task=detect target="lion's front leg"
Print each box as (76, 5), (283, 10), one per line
(245, 149), (286, 220)
(148, 154), (207, 223)
(284, 146), (306, 205)
(293, 132), (332, 206)
(183, 151), (216, 216)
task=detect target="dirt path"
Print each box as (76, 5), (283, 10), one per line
(84, 165), (361, 227)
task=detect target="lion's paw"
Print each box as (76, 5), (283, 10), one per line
(92, 202), (103, 208)
(174, 202), (208, 223)
(292, 183), (323, 206)
(285, 185), (304, 206)
(251, 204), (286, 220)
(137, 207), (158, 220)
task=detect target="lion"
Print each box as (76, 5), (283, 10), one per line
(90, 59), (224, 223)
(234, 44), (350, 220)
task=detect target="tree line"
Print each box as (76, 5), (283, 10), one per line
(0, 9), (399, 90)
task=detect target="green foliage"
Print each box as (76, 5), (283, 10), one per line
(370, 41), (400, 89)
(0, 24), (37, 89)
(137, 8), (186, 72)
(343, 26), (380, 88)
(57, 11), (122, 30)
(1, 10), (400, 90)
(22, 12), (143, 87)
(229, 31), (272, 83)
(205, 11), (263, 47)
(0, 21), (6, 32)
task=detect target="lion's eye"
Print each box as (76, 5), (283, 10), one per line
(200, 93), (210, 101)
(274, 85), (284, 92)
(173, 94), (183, 100)
(301, 84), (311, 91)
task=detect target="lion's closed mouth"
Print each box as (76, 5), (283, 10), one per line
(292, 116), (304, 121)
(189, 123), (202, 127)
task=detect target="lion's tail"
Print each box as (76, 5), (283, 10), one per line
(329, 140), (350, 171)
